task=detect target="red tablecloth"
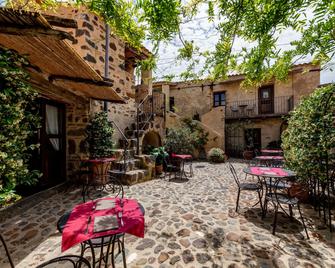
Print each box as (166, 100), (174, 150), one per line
(61, 198), (144, 252)
(255, 156), (284, 160)
(171, 153), (192, 160)
(250, 167), (288, 176)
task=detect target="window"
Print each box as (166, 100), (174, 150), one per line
(169, 96), (175, 112)
(213, 92), (226, 107)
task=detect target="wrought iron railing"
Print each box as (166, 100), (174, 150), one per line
(225, 95), (294, 119)
(136, 92), (165, 154)
(110, 120), (129, 172)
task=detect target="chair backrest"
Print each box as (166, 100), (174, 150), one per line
(0, 234), (15, 268)
(228, 162), (240, 186)
(36, 255), (91, 268)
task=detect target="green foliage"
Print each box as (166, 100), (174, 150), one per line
(182, 117), (209, 151)
(150, 146), (168, 165)
(6, 0), (335, 84)
(0, 48), (40, 206)
(282, 85), (335, 182)
(165, 118), (209, 155)
(85, 112), (115, 158)
(165, 127), (194, 155)
(207, 148), (226, 163)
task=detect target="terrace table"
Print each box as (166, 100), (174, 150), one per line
(59, 197), (145, 268)
(243, 166), (296, 213)
(171, 153), (193, 179)
(260, 149), (283, 156)
(254, 155), (284, 167)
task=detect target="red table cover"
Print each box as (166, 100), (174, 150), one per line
(255, 156), (284, 160)
(171, 153), (192, 160)
(61, 197), (144, 252)
(250, 167), (289, 176)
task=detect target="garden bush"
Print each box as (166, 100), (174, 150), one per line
(0, 48), (40, 207)
(207, 148), (226, 163)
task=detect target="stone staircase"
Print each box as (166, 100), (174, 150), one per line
(109, 138), (155, 185)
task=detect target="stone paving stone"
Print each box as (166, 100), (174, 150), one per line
(0, 160), (334, 267)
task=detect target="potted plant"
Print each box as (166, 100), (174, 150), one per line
(207, 148), (227, 163)
(150, 147), (168, 174)
(85, 112), (114, 184)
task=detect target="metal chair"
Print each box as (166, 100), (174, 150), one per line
(36, 255), (91, 268)
(228, 162), (263, 212)
(163, 157), (179, 179)
(0, 233), (14, 268)
(263, 177), (309, 238)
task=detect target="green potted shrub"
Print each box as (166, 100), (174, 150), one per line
(207, 148), (227, 163)
(150, 147), (168, 174)
(85, 112), (114, 184)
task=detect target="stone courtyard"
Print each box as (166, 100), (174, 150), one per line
(1, 161), (335, 268)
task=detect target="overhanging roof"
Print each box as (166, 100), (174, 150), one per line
(0, 8), (125, 103)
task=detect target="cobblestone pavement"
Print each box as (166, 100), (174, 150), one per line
(1, 161), (335, 267)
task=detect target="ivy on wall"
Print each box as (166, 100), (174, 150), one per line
(0, 48), (40, 207)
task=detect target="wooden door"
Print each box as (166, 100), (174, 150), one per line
(39, 100), (66, 188)
(258, 86), (274, 114)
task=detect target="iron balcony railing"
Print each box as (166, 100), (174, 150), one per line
(225, 95), (294, 119)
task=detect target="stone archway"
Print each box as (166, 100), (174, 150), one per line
(142, 130), (162, 153)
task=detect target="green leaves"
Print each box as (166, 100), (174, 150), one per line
(282, 85), (335, 182)
(0, 48), (40, 206)
(85, 111), (115, 158)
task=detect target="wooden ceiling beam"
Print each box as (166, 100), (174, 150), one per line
(43, 14), (78, 28)
(0, 26), (75, 42)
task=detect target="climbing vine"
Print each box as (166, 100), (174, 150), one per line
(0, 48), (40, 207)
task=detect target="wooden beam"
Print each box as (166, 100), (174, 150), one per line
(43, 14), (78, 28)
(0, 26), (75, 42)
(49, 75), (114, 87)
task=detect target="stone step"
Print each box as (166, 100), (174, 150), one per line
(126, 129), (145, 138)
(112, 148), (136, 160)
(113, 159), (141, 171)
(119, 138), (137, 148)
(108, 169), (150, 185)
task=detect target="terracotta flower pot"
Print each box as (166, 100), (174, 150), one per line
(288, 183), (309, 203)
(155, 164), (163, 174)
(243, 150), (254, 160)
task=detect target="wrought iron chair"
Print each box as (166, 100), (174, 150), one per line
(228, 162), (263, 212)
(1, 233), (91, 268)
(58, 177), (127, 268)
(163, 156), (179, 180)
(263, 177), (309, 238)
(36, 255), (91, 268)
(0, 233), (14, 268)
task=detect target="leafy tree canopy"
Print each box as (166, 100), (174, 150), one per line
(5, 0), (334, 85)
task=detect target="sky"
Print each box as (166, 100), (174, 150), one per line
(145, 6), (335, 85)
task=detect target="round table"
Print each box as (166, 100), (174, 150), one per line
(57, 199), (145, 268)
(243, 166), (296, 215)
(171, 154), (193, 179)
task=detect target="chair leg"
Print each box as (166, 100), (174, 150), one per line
(297, 203), (309, 239)
(257, 190), (263, 212)
(235, 189), (241, 212)
(289, 204), (293, 220)
(262, 199), (268, 219)
(121, 235), (127, 268)
(272, 204), (279, 235)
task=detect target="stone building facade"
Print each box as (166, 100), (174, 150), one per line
(154, 63), (320, 156)
(0, 6), (162, 189)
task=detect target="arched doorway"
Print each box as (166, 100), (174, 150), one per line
(142, 131), (162, 153)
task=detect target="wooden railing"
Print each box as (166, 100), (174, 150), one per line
(225, 95), (294, 119)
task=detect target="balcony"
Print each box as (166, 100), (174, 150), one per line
(225, 95), (294, 119)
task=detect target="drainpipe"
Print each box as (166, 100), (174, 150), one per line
(103, 23), (110, 112)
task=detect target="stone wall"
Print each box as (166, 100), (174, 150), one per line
(50, 5), (135, 97)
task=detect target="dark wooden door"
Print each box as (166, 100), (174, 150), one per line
(245, 128), (261, 150)
(39, 100), (66, 188)
(258, 86), (274, 114)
